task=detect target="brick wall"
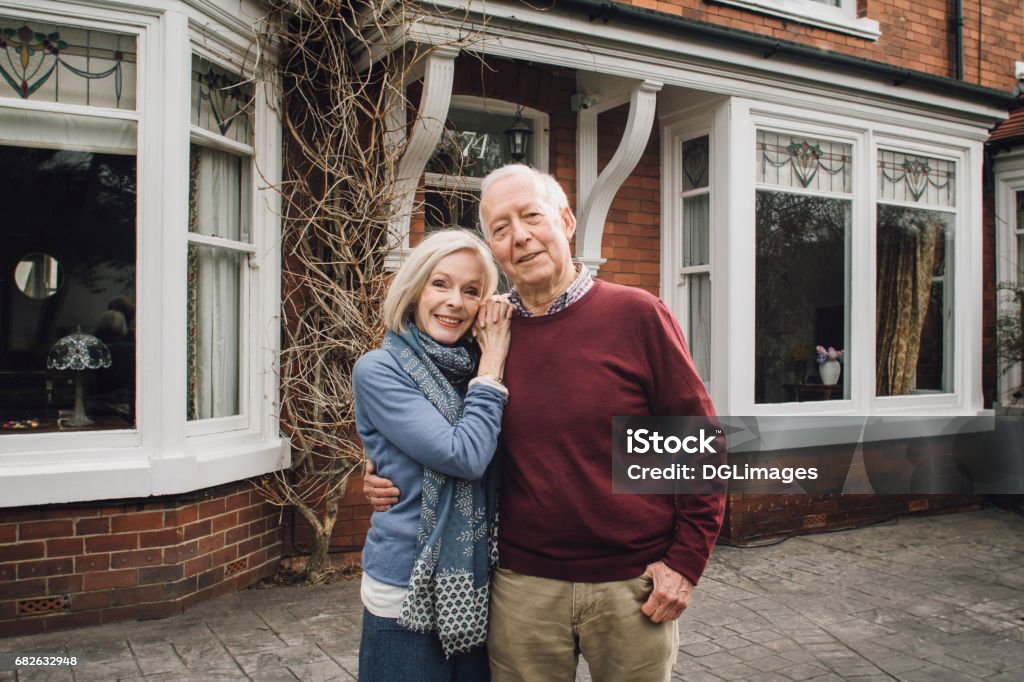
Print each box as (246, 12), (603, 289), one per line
(720, 436), (985, 542)
(723, 492), (983, 541)
(595, 103), (662, 295)
(286, 474), (370, 565)
(608, 0), (1022, 91)
(0, 480), (281, 637)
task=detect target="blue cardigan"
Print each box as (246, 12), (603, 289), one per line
(353, 348), (508, 587)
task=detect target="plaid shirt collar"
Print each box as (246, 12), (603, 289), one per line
(508, 263), (594, 317)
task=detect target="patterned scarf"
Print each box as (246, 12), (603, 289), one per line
(383, 324), (499, 657)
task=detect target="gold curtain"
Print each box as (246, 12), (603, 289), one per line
(876, 212), (938, 396)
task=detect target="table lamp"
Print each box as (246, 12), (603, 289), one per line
(46, 328), (111, 427)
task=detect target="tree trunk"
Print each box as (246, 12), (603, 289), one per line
(305, 497), (338, 582)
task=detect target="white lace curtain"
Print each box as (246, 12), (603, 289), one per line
(187, 146), (243, 420)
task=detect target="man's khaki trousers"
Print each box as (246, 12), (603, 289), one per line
(488, 567), (679, 681)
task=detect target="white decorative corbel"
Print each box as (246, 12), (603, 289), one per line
(384, 46), (460, 269)
(577, 107), (599, 216)
(574, 80), (662, 275)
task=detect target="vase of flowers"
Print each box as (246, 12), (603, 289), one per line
(816, 345), (844, 386)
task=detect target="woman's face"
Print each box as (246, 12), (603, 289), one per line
(413, 250), (486, 344)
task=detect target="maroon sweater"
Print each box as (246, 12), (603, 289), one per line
(498, 279), (725, 585)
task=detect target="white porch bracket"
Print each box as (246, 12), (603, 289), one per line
(575, 79), (662, 275)
(384, 46), (460, 269)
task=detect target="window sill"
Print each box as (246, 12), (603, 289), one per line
(0, 438), (290, 508)
(726, 413), (994, 453)
(708, 0), (881, 41)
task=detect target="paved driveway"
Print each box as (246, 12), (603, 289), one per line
(1, 508), (1022, 681)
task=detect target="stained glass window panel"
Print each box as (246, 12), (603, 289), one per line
(682, 136), (709, 191)
(757, 130), (852, 194)
(0, 18), (137, 109)
(190, 56), (253, 145)
(878, 151), (955, 207)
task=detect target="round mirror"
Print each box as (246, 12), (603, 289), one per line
(13, 253), (63, 300)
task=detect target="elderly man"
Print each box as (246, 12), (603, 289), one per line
(366, 164), (724, 681)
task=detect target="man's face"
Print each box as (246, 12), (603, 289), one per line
(480, 174), (576, 293)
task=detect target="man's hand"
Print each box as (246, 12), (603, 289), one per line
(641, 561), (694, 623)
(363, 460), (399, 512)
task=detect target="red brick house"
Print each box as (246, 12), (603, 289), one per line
(1, 0), (1021, 635)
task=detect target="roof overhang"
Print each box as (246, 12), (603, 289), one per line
(390, 0), (1009, 132)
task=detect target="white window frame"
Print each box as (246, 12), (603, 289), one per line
(752, 124), (857, 409)
(0, 4), (145, 459)
(718, 100), (982, 419)
(662, 114), (716, 392)
(183, 46), (258, 438)
(0, 0), (287, 508)
(711, 0), (880, 41)
(993, 148), (1024, 406)
(873, 143), (959, 404)
(870, 136), (971, 415)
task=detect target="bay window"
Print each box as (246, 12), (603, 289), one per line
(731, 118), (972, 415)
(0, 1), (284, 507)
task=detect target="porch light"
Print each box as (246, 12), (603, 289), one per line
(504, 109), (533, 162)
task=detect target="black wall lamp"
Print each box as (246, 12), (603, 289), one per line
(504, 107), (533, 162)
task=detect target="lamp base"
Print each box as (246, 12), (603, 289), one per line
(66, 374), (94, 427)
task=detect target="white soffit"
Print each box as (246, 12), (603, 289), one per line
(412, 0), (1006, 127)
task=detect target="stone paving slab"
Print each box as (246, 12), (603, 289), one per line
(0, 508), (1021, 680)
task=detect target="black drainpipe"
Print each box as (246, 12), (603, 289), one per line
(552, 0), (1014, 107)
(951, 0), (964, 80)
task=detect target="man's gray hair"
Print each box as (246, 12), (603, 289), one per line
(478, 164), (570, 235)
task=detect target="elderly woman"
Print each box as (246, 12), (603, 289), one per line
(354, 229), (512, 681)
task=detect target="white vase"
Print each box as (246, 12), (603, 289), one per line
(819, 359), (841, 386)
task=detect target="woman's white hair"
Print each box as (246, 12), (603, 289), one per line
(382, 229), (499, 333)
(478, 164), (570, 235)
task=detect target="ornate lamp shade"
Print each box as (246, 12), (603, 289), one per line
(47, 329), (111, 427)
(47, 329), (112, 370)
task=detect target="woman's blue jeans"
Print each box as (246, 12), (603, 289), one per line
(359, 609), (490, 681)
